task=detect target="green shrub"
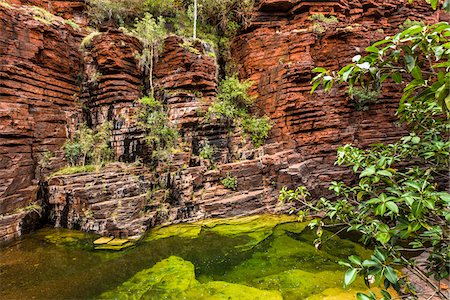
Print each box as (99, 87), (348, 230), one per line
(399, 19), (425, 30)
(31, 6), (55, 25)
(198, 0), (254, 36)
(85, 0), (146, 26)
(241, 115), (272, 147)
(207, 76), (272, 148)
(217, 76), (255, 107)
(137, 96), (179, 161)
(38, 150), (54, 169)
(14, 203), (42, 216)
(199, 141), (215, 161)
(308, 13), (339, 35)
(63, 122), (112, 167)
(221, 173), (237, 190)
(309, 19), (450, 299)
(145, 0), (182, 17)
(129, 13), (166, 97)
(351, 87), (381, 111)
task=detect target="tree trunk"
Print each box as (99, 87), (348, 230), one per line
(193, 0), (197, 40)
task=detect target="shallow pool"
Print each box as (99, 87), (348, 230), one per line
(0, 215), (377, 299)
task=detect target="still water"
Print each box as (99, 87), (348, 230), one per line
(0, 215), (376, 299)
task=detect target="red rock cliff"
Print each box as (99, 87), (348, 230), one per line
(0, 0), (443, 242)
(0, 3), (82, 241)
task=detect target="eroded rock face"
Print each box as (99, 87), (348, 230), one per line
(0, 0), (441, 242)
(80, 29), (145, 162)
(5, 0), (86, 21)
(231, 0), (440, 193)
(0, 3), (82, 242)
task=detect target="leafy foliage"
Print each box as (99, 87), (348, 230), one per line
(85, 0), (146, 26)
(197, 0), (254, 36)
(128, 13), (166, 97)
(63, 122), (113, 167)
(137, 96), (179, 162)
(199, 141), (215, 161)
(222, 173), (238, 190)
(352, 87), (381, 111)
(308, 13), (339, 35)
(208, 76), (272, 148)
(311, 22), (450, 114)
(298, 19), (450, 299)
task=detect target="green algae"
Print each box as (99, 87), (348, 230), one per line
(94, 237), (114, 245)
(146, 223), (202, 241)
(39, 227), (98, 251)
(99, 256), (282, 300)
(146, 214), (298, 251)
(0, 215), (385, 300)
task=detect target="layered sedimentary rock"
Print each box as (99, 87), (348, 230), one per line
(0, 3), (82, 241)
(5, 0), (85, 21)
(45, 36), (298, 239)
(232, 0), (440, 192)
(1, 0), (441, 242)
(80, 29), (144, 162)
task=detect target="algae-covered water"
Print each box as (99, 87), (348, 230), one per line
(0, 215), (379, 299)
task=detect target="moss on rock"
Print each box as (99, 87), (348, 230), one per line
(99, 256), (282, 299)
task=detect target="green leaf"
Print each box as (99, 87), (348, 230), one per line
(411, 66), (422, 80)
(435, 83), (448, 101)
(374, 248), (386, 262)
(405, 181), (421, 191)
(423, 199), (435, 209)
(366, 46), (379, 53)
(386, 201), (399, 214)
(405, 55), (415, 72)
(362, 260), (379, 268)
(430, 0), (438, 9)
(412, 201), (424, 217)
(356, 293), (373, 300)
(377, 170), (393, 177)
(392, 72), (402, 83)
(349, 255), (362, 265)
(384, 267), (398, 284)
(344, 268), (358, 287)
(360, 166), (376, 178)
(381, 289), (392, 300)
(375, 203), (387, 216)
(338, 260), (352, 268)
(312, 67), (327, 73)
(311, 80), (321, 94)
(445, 95), (450, 112)
(376, 232), (391, 244)
(438, 193), (450, 203)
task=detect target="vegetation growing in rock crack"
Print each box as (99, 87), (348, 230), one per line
(127, 13), (166, 98)
(84, 0), (255, 77)
(207, 76), (272, 147)
(221, 173), (238, 190)
(136, 96), (179, 164)
(62, 122), (113, 168)
(198, 140), (215, 164)
(309, 13), (339, 35)
(285, 14), (450, 300)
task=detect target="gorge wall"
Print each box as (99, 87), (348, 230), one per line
(0, 0), (441, 242)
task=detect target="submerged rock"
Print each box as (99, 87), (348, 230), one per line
(99, 256), (283, 300)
